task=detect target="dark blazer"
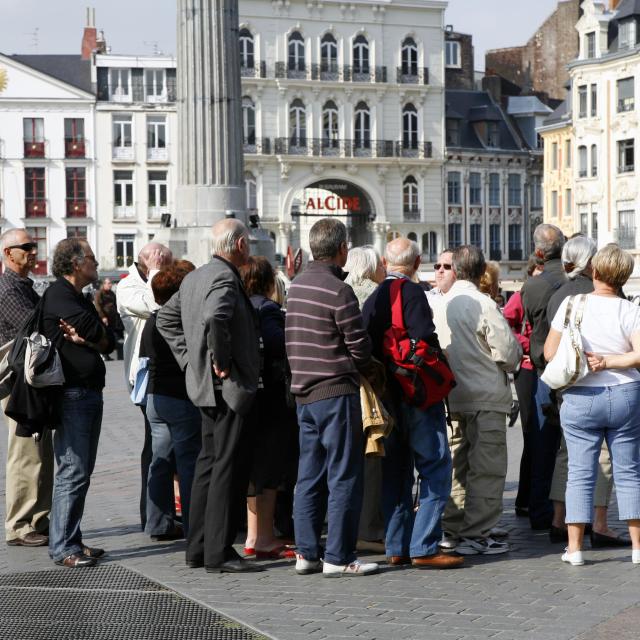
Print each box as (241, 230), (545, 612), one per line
(157, 256), (260, 413)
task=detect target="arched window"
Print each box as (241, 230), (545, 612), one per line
(353, 34), (370, 75)
(387, 230), (401, 243)
(322, 100), (339, 148)
(288, 31), (305, 72)
(407, 232), (417, 242)
(401, 37), (418, 76)
(242, 96), (256, 146)
(402, 103), (418, 148)
(403, 176), (418, 214)
(239, 29), (254, 69)
(289, 99), (306, 147)
(245, 171), (257, 213)
(321, 33), (338, 72)
(591, 144), (598, 177)
(422, 231), (437, 260)
(354, 101), (371, 149)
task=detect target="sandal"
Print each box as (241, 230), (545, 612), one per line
(243, 547), (256, 556)
(255, 545), (296, 559)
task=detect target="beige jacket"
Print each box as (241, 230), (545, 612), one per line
(432, 280), (521, 413)
(359, 376), (393, 457)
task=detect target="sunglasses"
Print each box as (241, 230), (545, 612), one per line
(434, 263), (453, 271)
(7, 242), (37, 252)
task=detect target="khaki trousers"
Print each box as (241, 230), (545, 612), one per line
(2, 396), (54, 540)
(442, 411), (508, 539)
(549, 435), (613, 507)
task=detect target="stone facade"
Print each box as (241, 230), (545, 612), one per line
(445, 30), (474, 90)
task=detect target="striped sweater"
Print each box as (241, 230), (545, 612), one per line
(285, 260), (372, 404)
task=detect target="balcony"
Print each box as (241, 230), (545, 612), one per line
(403, 208), (421, 222)
(311, 63), (340, 82)
(275, 63), (307, 80)
(396, 67), (429, 85)
(147, 146), (169, 162)
(615, 227), (636, 249)
(241, 61), (267, 79)
(273, 138), (433, 159)
(113, 145), (134, 162)
(343, 65), (387, 83)
(396, 141), (432, 158)
(65, 138), (86, 159)
(618, 164), (635, 174)
(243, 137), (272, 155)
(276, 63), (387, 83)
(144, 80), (177, 104)
(114, 205), (136, 220)
(25, 199), (47, 217)
(66, 199), (87, 218)
(24, 141), (45, 158)
(148, 205), (169, 220)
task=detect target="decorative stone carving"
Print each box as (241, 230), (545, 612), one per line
(280, 161), (290, 180)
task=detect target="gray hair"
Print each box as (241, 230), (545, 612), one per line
(309, 218), (347, 261)
(52, 239), (87, 278)
(452, 245), (486, 282)
(344, 245), (380, 283)
(211, 218), (249, 257)
(384, 238), (420, 268)
(0, 228), (29, 253)
(562, 235), (597, 280)
(533, 223), (565, 260)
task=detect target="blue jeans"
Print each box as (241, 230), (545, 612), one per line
(145, 394), (202, 537)
(294, 394), (363, 566)
(561, 382), (640, 523)
(49, 388), (102, 562)
(382, 401), (451, 557)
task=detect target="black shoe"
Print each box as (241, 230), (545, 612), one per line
(151, 526), (184, 542)
(205, 559), (265, 573)
(508, 400), (520, 427)
(81, 545), (106, 559)
(549, 526), (568, 543)
(514, 506), (529, 518)
(186, 559), (204, 569)
(590, 531), (632, 548)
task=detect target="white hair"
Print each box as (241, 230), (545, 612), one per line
(211, 219), (249, 256)
(0, 228), (28, 253)
(344, 245), (380, 283)
(562, 235), (597, 280)
(385, 239), (420, 268)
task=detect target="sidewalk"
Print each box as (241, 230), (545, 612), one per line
(1, 360), (639, 640)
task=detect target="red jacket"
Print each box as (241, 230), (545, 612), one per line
(503, 291), (533, 371)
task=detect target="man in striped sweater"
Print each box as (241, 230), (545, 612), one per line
(285, 218), (378, 578)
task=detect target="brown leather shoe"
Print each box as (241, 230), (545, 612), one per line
(386, 555), (412, 566)
(54, 553), (97, 568)
(7, 532), (48, 547)
(411, 553), (464, 569)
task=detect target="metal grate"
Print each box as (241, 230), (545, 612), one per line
(0, 564), (269, 640)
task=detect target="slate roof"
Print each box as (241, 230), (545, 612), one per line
(615, 0), (640, 21)
(541, 99), (571, 127)
(9, 55), (92, 94)
(445, 90), (522, 151)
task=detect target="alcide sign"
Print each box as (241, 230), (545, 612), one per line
(304, 195), (361, 212)
(293, 181), (368, 218)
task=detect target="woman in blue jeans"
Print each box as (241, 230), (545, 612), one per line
(139, 260), (201, 540)
(544, 244), (640, 566)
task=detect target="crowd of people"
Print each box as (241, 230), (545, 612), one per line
(1, 218), (639, 573)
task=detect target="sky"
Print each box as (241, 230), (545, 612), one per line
(2, 0), (561, 69)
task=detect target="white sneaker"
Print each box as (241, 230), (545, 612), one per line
(439, 533), (459, 549)
(632, 549), (640, 564)
(456, 537), (509, 555)
(295, 553), (322, 575)
(561, 548), (584, 566)
(489, 526), (509, 539)
(322, 559), (379, 577)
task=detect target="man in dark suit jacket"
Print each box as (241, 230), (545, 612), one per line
(157, 219), (262, 573)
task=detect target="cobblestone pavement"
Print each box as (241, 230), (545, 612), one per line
(1, 361), (639, 640)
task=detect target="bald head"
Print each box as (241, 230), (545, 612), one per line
(211, 219), (249, 260)
(138, 242), (172, 275)
(1, 228), (31, 254)
(533, 224), (565, 261)
(1, 228), (37, 276)
(384, 237), (421, 275)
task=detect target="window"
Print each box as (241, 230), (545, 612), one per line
(469, 172), (482, 205)
(353, 34), (370, 75)
(619, 19), (637, 50)
(530, 175), (542, 209)
(109, 68), (130, 100)
(64, 118), (85, 158)
(242, 96), (256, 146)
(618, 210), (636, 249)
(551, 190), (558, 218)
(67, 226), (87, 240)
(565, 189), (572, 218)
(565, 139), (572, 168)
(289, 99), (306, 147)
(445, 40), (460, 67)
(487, 121), (500, 148)
(446, 118), (460, 146)
(144, 69), (166, 102)
(586, 31), (596, 59)
(25, 168), (46, 217)
(322, 100), (339, 147)
(354, 102), (371, 149)
(470, 223), (482, 249)
(114, 170), (134, 218)
(288, 31), (305, 72)
(552, 142), (558, 170)
(591, 144), (598, 177)
(489, 173), (500, 206)
(403, 176), (418, 214)
(448, 223), (462, 248)
(148, 171), (167, 217)
(447, 171), (461, 204)
(508, 174), (521, 206)
(618, 139), (635, 173)
(578, 145), (588, 177)
(578, 85), (588, 118)
(245, 172), (257, 213)
(112, 114), (133, 159)
(508, 224), (522, 260)
(618, 77), (635, 112)
(23, 117), (44, 157)
(592, 211), (598, 242)
(65, 167), (86, 217)
(26, 226), (47, 275)
(402, 103), (418, 148)
(422, 231), (438, 261)
(320, 33), (338, 72)
(147, 115), (167, 160)
(591, 84), (598, 117)
(580, 213), (588, 235)
(490, 224), (501, 260)
(115, 234), (135, 268)
(239, 28), (255, 69)
(401, 37), (418, 76)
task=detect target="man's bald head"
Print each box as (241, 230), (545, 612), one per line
(211, 218), (249, 259)
(1, 228), (31, 254)
(138, 242), (172, 263)
(1, 228), (37, 276)
(137, 242), (173, 276)
(533, 224), (565, 261)
(384, 237), (421, 275)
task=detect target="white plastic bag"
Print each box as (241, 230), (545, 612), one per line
(24, 331), (65, 388)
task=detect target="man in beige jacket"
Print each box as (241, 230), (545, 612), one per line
(432, 245), (521, 555)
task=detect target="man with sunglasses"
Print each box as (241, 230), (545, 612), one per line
(427, 250), (457, 298)
(0, 229), (53, 548)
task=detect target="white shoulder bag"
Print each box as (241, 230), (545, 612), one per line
(541, 294), (588, 390)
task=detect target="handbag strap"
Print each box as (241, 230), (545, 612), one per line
(563, 296), (575, 329)
(573, 294), (587, 330)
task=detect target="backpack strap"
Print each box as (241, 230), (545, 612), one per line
(389, 278), (407, 331)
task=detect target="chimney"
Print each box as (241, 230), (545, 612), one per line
(81, 7), (97, 60)
(482, 75), (502, 105)
(610, 0), (621, 10)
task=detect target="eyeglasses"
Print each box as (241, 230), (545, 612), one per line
(434, 263), (453, 271)
(6, 242), (37, 252)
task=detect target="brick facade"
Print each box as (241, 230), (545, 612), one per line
(445, 31), (474, 90)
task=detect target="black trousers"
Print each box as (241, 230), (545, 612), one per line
(513, 368), (536, 511)
(139, 406), (153, 530)
(187, 400), (251, 568)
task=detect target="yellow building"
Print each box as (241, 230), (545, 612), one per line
(538, 101), (575, 238)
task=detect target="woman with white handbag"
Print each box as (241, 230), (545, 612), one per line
(543, 244), (640, 567)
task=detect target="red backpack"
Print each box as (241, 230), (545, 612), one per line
(382, 278), (456, 409)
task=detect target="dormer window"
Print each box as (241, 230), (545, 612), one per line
(585, 32), (596, 58)
(446, 41), (460, 68)
(487, 121), (500, 147)
(619, 20), (637, 50)
(446, 118), (460, 146)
